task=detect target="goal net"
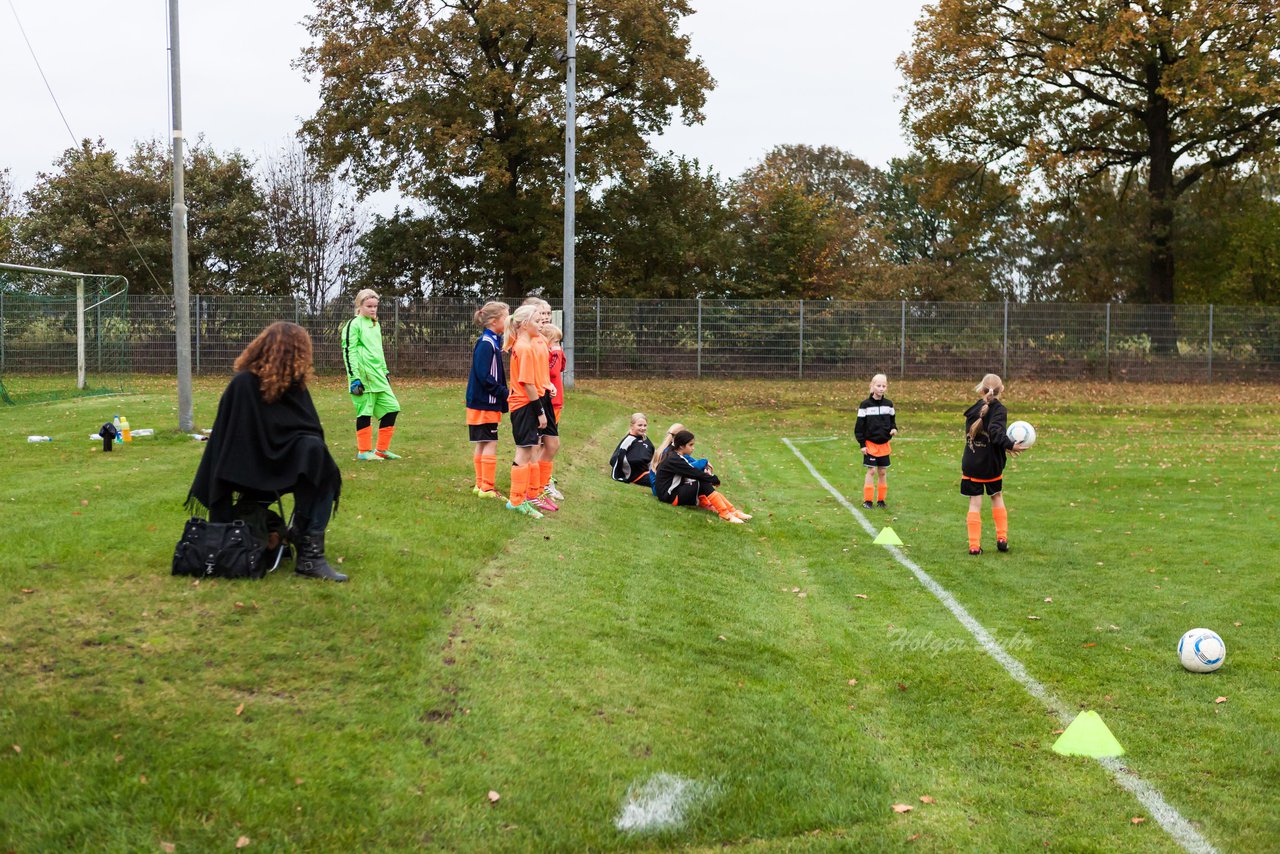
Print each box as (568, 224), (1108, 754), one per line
(0, 263), (130, 405)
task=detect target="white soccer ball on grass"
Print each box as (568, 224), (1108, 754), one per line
(1007, 420), (1036, 448)
(1178, 628), (1225, 673)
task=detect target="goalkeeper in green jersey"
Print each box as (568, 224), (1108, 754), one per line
(341, 289), (402, 461)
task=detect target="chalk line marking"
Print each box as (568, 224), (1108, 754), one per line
(782, 437), (1217, 854)
(615, 772), (720, 833)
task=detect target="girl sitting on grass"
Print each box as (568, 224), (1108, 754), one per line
(652, 428), (751, 523)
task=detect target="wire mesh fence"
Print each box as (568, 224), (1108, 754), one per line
(13, 294), (1280, 383)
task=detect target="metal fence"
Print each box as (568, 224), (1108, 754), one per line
(32, 296), (1280, 382)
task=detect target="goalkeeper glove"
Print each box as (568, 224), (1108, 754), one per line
(350, 379), (365, 396)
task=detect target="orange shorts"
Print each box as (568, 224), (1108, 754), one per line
(466, 408), (501, 426)
(864, 440), (891, 458)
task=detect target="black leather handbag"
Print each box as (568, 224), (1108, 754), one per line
(171, 498), (291, 580)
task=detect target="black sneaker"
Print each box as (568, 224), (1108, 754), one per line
(997, 539), (1009, 553)
(862, 500), (874, 509)
(876, 500), (887, 509)
(969, 547), (983, 556)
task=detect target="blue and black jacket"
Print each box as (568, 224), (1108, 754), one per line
(465, 329), (508, 412)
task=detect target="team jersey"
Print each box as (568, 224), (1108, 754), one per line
(855, 395), (896, 446)
(961, 398), (1013, 480)
(548, 346), (566, 411)
(507, 337), (541, 411)
(340, 315), (391, 393)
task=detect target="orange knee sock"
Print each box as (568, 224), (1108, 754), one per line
(480, 455), (496, 492)
(992, 506), (1008, 541)
(863, 484), (874, 503)
(877, 482), (887, 502)
(705, 491), (735, 517)
(524, 463), (540, 501)
(473, 455), (484, 489)
(509, 463), (528, 506)
(376, 425), (395, 453)
(356, 426), (373, 454)
(539, 460), (554, 492)
(967, 511), (982, 551)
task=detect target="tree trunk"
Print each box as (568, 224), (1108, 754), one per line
(1144, 61), (1178, 354)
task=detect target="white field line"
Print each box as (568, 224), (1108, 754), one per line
(782, 437), (1218, 854)
(615, 773), (719, 833)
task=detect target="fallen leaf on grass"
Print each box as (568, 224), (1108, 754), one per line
(1214, 697), (1227, 704)
(139, 775), (148, 784)
(1130, 817), (1146, 825)
(891, 803), (913, 813)
(1044, 597), (1052, 603)
(906, 833), (922, 842)
(897, 683), (908, 692)
(234, 602), (245, 609)
(160, 842), (176, 853)
(1083, 643), (1097, 648)
(1234, 621), (1242, 627)
(717, 635), (727, 641)
(488, 790), (501, 804)
(855, 594), (869, 600)
(1052, 729), (1064, 735)
(919, 795), (935, 804)
(847, 679), (858, 687)
(11, 744), (20, 754)
(294, 778), (304, 785)
(235, 836), (251, 849)
(21, 588), (35, 594)
(80, 499), (89, 506)
(235, 703), (245, 716)
(1027, 615), (1040, 620)
(115, 754), (123, 763)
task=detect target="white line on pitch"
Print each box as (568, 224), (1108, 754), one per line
(782, 437), (1218, 854)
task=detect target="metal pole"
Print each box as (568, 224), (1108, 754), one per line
(194, 297), (200, 375)
(394, 299), (400, 375)
(594, 296), (600, 377)
(76, 277), (86, 389)
(1105, 302), (1111, 381)
(96, 299), (102, 372)
(696, 297), (702, 379)
(170, 0), (194, 431)
(562, 0), (577, 390)
(1207, 304), (1213, 383)
(1, 291), (5, 374)
(899, 300), (906, 377)
(1002, 299), (1009, 379)
(798, 300), (804, 378)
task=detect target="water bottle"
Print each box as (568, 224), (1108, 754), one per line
(121, 415), (132, 442)
(28, 435), (53, 443)
(113, 415), (122, 444)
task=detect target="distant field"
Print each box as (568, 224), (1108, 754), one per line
(1, 376), (1277, 852)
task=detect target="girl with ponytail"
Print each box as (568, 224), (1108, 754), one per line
(465, 301), (509, 498)
(960, 374), (1028, 555)
(651, 428), (751, 523)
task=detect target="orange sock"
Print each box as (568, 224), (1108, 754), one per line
(967, 511), (982, 551)
(376, 425), (395, 453)
(877, 482), (887, 503)
(863, 483), (874, 503)
(473, 455), (484, 489)
(356, 426), (373, 454)
(524, 463), (540, 501)
(509, 463), (528, 506)
(706, 491), (735, 517)
(992, 506), (1008, 541)
(539, 460), (554, 492)
(480, 455), (497, 492)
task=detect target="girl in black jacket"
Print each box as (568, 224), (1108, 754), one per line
(652, 429), (750, 523)
(961, 373), (1027, 555)
(609, 413), (655, 485)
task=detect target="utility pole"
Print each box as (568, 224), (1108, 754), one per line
(169, 0), (194, 431)
(562, 0), (576, 389)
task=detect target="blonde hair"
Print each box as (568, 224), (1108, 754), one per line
(650, 422), (686, 474)
(353, 288), (379, 315)
(502, 304), (540, 352)
(473, 301), (509, 328)
(522, 296), (551, 310)
(630, 412), (647, 426)
(967, 374), (1005, 442)
(869, 373), (888, 394)
(544, 323), (563, 343)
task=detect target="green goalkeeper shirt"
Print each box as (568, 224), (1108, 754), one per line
(340, 315), (392, 393)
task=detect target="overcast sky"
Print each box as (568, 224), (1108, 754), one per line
(1, 0), (931, 209)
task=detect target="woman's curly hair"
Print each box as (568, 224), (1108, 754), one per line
(234, 321), (314, 403)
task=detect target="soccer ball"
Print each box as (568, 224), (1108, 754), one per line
(1007, 420), (1037, 448)
(1178, 628), (1225, 673)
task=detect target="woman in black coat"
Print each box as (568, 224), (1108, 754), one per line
(187, 322), (347, 581)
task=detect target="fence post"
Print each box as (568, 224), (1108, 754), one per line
(1207, 304), (1213, 382)
(900, 300), (906, 377)
(696, 297), (702, 379)
(394, 299), (400, 375)
(798, 299), (804, 379)
(76, 277), (86, 390)
(96, 298), (102, 373)
(1105, 302), (1111, 381)
(595, 296), (600, 377)
(1002, 300), (1009, 379)
(294, 297), (300, 324)
(1, 290), (5, 374)
(194, 297), (200, 375)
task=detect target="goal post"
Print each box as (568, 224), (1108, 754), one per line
(0, 262), (130, 405)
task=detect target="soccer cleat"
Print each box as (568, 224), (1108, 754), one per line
(720, 513), (746, 524)
(997, 538), (1009, 553)
(544, 479), (565, 501)
(862, 500), (874, 509)
(474, 488), (502, 500)
(355, 451), (382, 462)
(530, 496), (559, 512)
(732, 510), (753, 521)
(375, 449), (402, 460)
(969, 547), (983, 556)
(506, 500), (543, 519)
(876, 500), (887, 509)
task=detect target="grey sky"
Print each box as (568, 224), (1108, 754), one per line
(2, 0), (930, 205)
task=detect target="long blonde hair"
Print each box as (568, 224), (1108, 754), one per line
(967, 373), (1005, 441)
(502, 304), (540, 352)
(353, 288), (379, 316)
(650, 422), (686, 473)
(473, 301), (509, 328)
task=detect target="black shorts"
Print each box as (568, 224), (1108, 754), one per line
(961, 477), (1003, 496)
(510, 404), (542, 448)
(468, 423), (499, 443)
(537, 392), (559, 438)
(863, 453), (891, 468)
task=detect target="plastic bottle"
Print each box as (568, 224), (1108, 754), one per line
(113, 415), (122, 444)
(28, 435), (53, 442)
(121, 415), (132, 442)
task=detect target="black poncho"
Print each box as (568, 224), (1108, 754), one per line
(186, 371), (342, 513)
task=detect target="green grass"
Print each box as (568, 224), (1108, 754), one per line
(1, 376), (1278, 852)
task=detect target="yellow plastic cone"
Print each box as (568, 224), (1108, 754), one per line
(1052, 711), (1125, 757)
(872, 527), (903, 546)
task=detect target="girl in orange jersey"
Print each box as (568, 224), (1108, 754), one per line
(465, 301), (509, 499)
(503, 304), (549, 519)
(521, 298), (561, 508)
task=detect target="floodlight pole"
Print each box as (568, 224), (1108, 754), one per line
(562, 0), (576, 389)
(169, 0), (194, 431)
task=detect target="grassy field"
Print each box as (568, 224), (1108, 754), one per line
(1, 375), (1277, 852)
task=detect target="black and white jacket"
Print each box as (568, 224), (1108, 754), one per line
(609, 433), (655, 484)
(854, 395), (897, 445)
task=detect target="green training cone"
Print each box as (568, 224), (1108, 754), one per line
(872, 527), (904, 546)
(1051, 711), (1125, 757)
